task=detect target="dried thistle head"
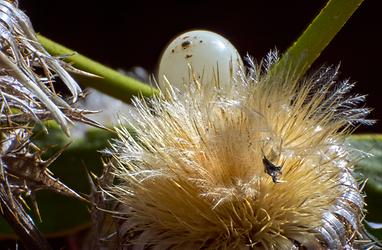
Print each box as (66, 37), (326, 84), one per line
(0, 1), (96, 247)
(0, 0), (96, 201)
(105, 34), (373, 249)
(0, 0), (84, 135)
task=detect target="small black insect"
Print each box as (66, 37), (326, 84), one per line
(262, 156), (282, 183)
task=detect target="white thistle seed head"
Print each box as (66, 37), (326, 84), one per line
(106, 34), (372, 249)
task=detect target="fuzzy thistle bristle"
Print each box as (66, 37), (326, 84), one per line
(106, 52), (371, 249)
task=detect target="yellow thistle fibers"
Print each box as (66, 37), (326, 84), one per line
(107, 52), (372, 249)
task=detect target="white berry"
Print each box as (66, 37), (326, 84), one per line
(158, 30), (243, 92)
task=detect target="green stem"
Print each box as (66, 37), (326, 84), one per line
(272, 0), (364, 79)
(37, 35), (159, 103)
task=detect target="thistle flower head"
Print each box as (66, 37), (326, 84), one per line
(106, 51), (372, 249)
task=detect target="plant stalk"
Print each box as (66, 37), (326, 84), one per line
(37, 35), (159, 103)
(271, 0), (365, 79)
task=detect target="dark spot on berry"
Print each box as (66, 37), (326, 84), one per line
(171, 49), (175, 53)
(182, 36), (190, 40)
(199, 40), (203, 43)
(185, 54), (192, 59)
(181, 41), (191, 49)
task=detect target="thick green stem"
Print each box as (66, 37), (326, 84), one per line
(37, 35), (159, 103)
(271, 0), (364, 79)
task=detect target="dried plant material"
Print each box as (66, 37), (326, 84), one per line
(0, 1), (96, 248)
(85, 159), (121, 250)
(0, 0), (82, 135)
(104, 52), (375, 249)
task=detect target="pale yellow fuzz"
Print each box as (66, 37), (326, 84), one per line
(108, 54), (368, 249)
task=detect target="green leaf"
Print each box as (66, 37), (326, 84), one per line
(348, 134), (382, 239)
(350, 134), (382, 195)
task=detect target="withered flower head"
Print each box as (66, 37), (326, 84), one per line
(0, 0), (83, 135)
(0, 1), (92, 247)
(106, 48), (373, 249)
